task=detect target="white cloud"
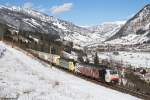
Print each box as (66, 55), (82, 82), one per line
(23, 2), (33, 9)
(50, 3), (73, 14)
(22, 2), (47, 13)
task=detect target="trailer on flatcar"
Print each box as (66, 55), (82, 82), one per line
(28, 49), (60, 65)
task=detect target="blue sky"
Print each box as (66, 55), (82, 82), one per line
(0, 0), (150, 26)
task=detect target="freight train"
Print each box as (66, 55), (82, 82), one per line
(28, 49), (120, 83)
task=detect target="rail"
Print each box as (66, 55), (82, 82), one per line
(27, 50), (150, 100)
(2, 40), (150, 100)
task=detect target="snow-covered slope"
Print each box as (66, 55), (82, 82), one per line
(77, 21), (125, 47)
(0, 5), (91, 42)
(0, 5), (125, 47)
(0, 41), (139, 100)
(88, 21), (125, 39)
(107, 34), (149, 45)
(1, 4), (149, 46)
(108, 4), (150, 45)
(98, 51), (150, 68)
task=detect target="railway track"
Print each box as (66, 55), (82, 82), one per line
(27, 50), (150, 100)
(74, 71), (150, 100)
(2, 41), (150, 100)
(74, 72), (150, 100)
(114, 85), (150, 100)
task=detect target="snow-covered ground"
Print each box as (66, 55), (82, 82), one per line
(0, 42), (139, 100)
(106, 34), (149, 45)
(98, 51), (150, 68)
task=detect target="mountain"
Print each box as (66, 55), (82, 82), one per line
(88, 21), (125, 40)
(0, 5), (126, 47)
(77, 21), (125, 47)
(64, 21), (127, 47)
(0, 5), (91, 43)
(107, 4), (150, 45)
(1, 4), (149, 47)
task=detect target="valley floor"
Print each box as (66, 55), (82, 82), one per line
(98, 51), (150, 68)
(0, 41), (139, 100)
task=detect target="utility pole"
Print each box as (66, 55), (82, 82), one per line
(1, 21), (6, 42)
(49, 43), (51, 54)
(11, 30), (14, 48)
(0, 26), (5, 41)
(1, 30), (3, 41)
(18, 20), (21, 47)
(49, 42), (52, 68)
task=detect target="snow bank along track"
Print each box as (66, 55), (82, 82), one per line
(25, 49), (150, 100)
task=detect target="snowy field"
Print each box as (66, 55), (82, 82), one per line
(98, 51), (150, 68)
(0, 42), (139, 100)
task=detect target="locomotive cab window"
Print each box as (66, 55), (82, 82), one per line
(109, 70), (118, 75)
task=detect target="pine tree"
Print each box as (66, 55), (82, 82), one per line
(78, 55), (84, 63)
(94, 52), (99, 65)
(86, 58), (89, 64)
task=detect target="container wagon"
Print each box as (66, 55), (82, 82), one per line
(28, 49), (60, 65)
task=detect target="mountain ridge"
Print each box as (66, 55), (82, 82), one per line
(107, 4), (150, 44)
(0, 5), (124, 47)
(0, 5), (93, 42)
(0, 4), (149, 46)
